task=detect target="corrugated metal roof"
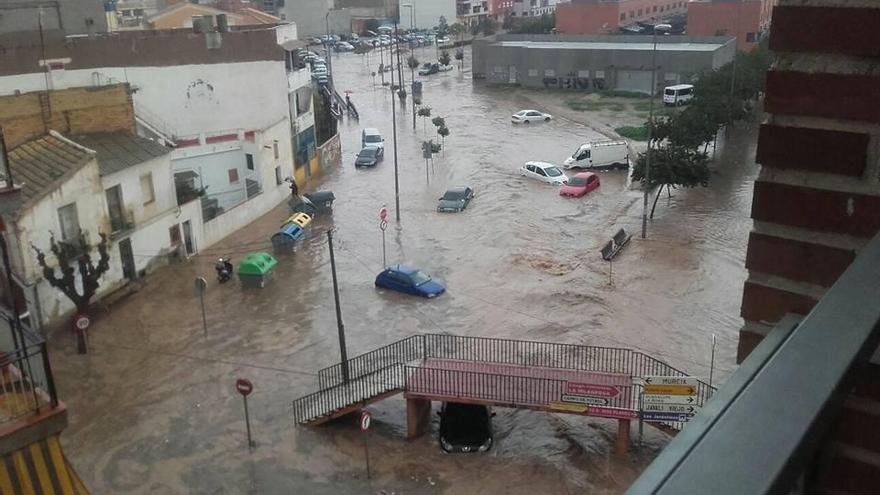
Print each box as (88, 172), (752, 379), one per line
(6, 133), (95, 204)
(72, 133), (171, 176)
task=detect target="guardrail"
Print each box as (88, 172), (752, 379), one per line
(303, 333), (714, 428)
(627, 232), (880, 494)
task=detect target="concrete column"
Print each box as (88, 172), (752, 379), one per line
(615, 418), (631, 457)
(406, 398), (431, 440)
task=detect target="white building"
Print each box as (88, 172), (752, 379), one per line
(398, 0), (457, 30)
(0, 27), (321, 255)
(5, 131), (203, 327)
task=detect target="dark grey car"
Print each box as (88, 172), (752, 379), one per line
(355, 147), (382, 167)
(437, 186), (474, 213)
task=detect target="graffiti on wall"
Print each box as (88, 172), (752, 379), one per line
(542, 72), (607, 91)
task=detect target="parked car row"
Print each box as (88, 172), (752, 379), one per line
(418, 62), (454, 76)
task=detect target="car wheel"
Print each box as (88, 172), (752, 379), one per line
(523, 120), (530, 125)
(544, 117), (551, 122)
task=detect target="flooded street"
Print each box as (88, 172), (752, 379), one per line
(52, 46), (759, 493)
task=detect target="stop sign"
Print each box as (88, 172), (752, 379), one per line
(235, 378), (253, 396)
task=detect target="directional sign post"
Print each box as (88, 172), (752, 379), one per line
(194, 277), (208, 338)
(641, 375), (700, 425)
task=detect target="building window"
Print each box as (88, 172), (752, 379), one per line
(577, 70), (590, 78)
(629, 10), (634, 18)
(57, 203), (80, 241)
(273, 142), (279, 160)
(528, 69), (538, 77)
(637, 8), (643, 16)
(660, 6), (665, 11)
(746, 32), (758, 42)
(140, 173), (155, 205)
(620, 13), (625, 21)
(246, 153), (255, 171)
(544, 69), (555, 77)
(228, 169), (240, 184)
(275, 166), (283, 185)
(595, 70), (605, 79)
(653, 6), (657, 13)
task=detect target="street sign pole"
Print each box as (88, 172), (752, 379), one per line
(638, 390), (644, 448)
(195, 277), (208, 338)
(360, 409), (372, 480)
(235, 378), (255, 448)
(379, 207), (388, 268)
(709, 333), (717, 387)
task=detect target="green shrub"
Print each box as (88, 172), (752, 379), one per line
(615, 125), (649, 141)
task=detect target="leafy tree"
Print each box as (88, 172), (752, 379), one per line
(454, 49), (464, 70)
(449, 22), (465, 39)
(407, 54), (419, 82)
(471, 17), (497, 37)
(417, 106), (432, 134)
(32, 233), (111, 354)
(631, 146), (710, 218)
(437, 16), (450, 37)
(439, 50), (451, 67)
(438, 125), (450, 150)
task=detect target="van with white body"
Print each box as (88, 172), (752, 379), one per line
(362, 128), (384, 152)
(663, 84), (694, 106)
(563, 140), (629, 170)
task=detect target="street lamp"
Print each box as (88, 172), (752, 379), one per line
(325, 12), (334, 90)
(641, 23), (671, 240)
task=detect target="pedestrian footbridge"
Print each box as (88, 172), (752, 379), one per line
(291, 334), (714, 451)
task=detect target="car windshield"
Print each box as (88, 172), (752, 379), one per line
(410, 270), (432, 286)
(359, 148), (377, 157)
(665, 89), (675, 95)
(365, 134), (381, 143)
(544, 166), (563, 177)
(568, 177), (588, 187)
(442, 189), (466, 201)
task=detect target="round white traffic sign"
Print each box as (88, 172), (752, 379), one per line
(74, 314), (91, 331)
(360, 410), (371, 431)
(380, 220), (387, 231)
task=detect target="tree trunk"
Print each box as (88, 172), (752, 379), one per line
(650, 184), (665, 219)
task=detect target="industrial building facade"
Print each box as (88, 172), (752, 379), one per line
(472, 34), (735, 93)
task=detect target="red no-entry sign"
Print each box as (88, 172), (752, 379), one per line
(379, 207), (388, 222)
(235, 378), (253, 396)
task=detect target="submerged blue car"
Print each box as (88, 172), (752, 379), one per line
(375, 264), (445, 298)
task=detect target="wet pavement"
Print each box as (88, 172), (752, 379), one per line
(50, 46), (760, 493)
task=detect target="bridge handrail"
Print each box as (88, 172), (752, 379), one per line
(293, 363), (405, 423)
(318, 335), (423, 389)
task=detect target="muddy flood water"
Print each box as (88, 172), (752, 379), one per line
(50, 46), (760, 494)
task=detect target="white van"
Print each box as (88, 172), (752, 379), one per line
(663, 84), (694, 106)
(563, 140), (629, 170)
(361, 128), (384, 152)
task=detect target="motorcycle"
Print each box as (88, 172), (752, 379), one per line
(215, 257), (234, 283)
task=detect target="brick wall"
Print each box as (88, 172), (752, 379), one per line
(0, 84), (135, 149)
(739, 1), (880, 493)
(687, 0), (763, 52)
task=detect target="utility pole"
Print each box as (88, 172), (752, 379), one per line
(391, 23), (401, 222)
(728, 2), (741, 125)
(326, 230), (349, 383)
(325, 12), (334, 92)
(641, 24), (669, 239)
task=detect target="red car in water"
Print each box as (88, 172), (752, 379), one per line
(559, 172), (600, 197)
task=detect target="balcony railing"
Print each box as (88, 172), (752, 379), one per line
(0, 314), (59, 428)
(626, 232), (880, 494)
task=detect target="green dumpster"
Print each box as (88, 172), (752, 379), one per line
(237, 252), (278, 288)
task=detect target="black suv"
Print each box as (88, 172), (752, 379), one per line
(438, 402), (493, 453)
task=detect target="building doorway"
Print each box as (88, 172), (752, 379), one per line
(182, 221), (195, 256)
(118, 238), (136, 280)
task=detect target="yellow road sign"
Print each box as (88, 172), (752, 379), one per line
(644, 384), (696, 396)
(550, 402), (588, 413)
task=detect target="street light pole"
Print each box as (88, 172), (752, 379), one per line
(641, 24), (669, 240)
(325, 12), (334, 91)
(391, 22), (401, 222)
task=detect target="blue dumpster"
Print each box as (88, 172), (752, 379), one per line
(271, 213), (312, 253)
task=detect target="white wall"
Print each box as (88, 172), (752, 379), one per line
(200, 118), (295, 247)
(173, 145), (251, 211)
(0, 61), (289, 138)
(101, 154), (176, 226)
(399, 0), (457, 30)
(276, 22), (300, 45)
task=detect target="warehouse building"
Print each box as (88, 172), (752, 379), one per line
(472, 34), (735, 93)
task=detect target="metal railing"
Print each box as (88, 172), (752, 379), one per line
(293, 364), (404, 424)
(299, 334), (714, 426)
(627, 232), (880, 494)
(0, 316), (59, 426)
(405, 365), (569, 408)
